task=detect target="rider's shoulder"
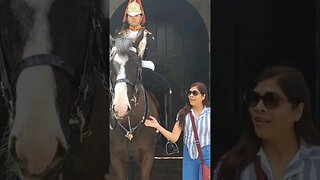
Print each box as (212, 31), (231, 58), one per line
(143, 28), (155, 40)
(143, 28), (152, 35)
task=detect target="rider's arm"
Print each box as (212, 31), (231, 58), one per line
(144, 35), (158, 67)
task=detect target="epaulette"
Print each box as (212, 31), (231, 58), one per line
(144, 28), (152, 35)
(118, 29), (129, 36)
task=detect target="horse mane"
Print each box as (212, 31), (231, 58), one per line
(95, 0), (108, 19)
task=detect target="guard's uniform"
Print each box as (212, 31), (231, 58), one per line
(118, 27), (171, 96)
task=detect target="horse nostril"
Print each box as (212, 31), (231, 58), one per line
(112, 105), (117, 113)
(56, 139), (67, 157)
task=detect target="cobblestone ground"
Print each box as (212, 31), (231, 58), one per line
(150, 159), (182, 180)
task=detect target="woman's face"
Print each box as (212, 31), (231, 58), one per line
(188, 86), (205, 107)
(248, 79), (303, 141)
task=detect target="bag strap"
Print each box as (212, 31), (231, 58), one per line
(253, 156), (268, 180)
(189, 111), (205, 164)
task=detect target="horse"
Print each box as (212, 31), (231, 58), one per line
(109, 34), (160, 180)
(0, 0), (109, 179)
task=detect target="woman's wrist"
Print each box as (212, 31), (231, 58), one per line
(155, 124), (161, 131)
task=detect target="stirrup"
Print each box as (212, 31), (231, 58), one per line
(165, 141), (179, 155)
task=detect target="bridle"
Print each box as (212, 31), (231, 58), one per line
(0, 6), (107, 179)
(109, 46), (149, 141)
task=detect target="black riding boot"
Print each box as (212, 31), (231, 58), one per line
(141, 68), (180, 156)
(141, 68), (171, 125)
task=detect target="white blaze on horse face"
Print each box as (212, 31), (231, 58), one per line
(10, 66), (67, 175)
(22, 0), (54, 58)
(9, 0), (67, 175)
(113, 53), (132, 118)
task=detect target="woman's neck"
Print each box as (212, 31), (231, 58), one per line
(262, 132), (299, 159)
(262, 133), (299, 179)
(192, 104), (204, 116)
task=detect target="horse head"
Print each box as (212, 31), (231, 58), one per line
(0, 0), (108, 179)
(109, 35), (143, 120)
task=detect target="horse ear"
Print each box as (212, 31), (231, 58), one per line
(109, 35), (115, 43)
(132, 29), (144, 48)
(109, 35), (116, 48)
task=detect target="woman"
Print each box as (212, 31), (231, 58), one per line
(145, 82), (211, 180)
(214, 66), (320, 180)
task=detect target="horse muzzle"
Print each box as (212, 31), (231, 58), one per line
(9, 136), (67, 179)
(112, 104), (131, 120)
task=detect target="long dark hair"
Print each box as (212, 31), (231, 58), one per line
(177, 82), (210, 129)
(217, 66), (320, 179)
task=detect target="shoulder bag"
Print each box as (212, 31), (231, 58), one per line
(190, 112), (211, 180)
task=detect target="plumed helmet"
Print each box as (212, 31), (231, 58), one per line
(127, 1), (142, 16)
(122, 0), (146, 25)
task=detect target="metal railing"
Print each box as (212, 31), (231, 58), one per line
(154, 156), (183, 160)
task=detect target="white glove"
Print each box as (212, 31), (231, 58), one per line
(141, 60), (155, 71)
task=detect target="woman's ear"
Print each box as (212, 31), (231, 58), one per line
(294, 103), (304, 122)
(202, 94), (206, 101)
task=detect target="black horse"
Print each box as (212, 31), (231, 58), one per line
(108, 34), (160, 180)
(0, 0), (109, 179)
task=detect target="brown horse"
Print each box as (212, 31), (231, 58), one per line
(108, 35), (160, 180)
(0, 0), (109, 179)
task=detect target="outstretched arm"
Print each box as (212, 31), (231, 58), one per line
(144, 116), (183, 143)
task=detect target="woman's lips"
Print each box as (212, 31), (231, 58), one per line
(253, 117), (271, 124)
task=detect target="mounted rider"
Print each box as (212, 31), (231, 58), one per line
(118, 0), (171, 127)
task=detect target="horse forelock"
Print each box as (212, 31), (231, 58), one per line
(115, 37), (134, 56)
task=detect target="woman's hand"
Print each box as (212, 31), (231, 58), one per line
(144, 116), (160, 129)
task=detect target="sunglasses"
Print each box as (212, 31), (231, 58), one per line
(187, 90), (201, 96)
(243, 91), (285, 109)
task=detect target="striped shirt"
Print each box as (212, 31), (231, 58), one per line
(176, 107), (211, 159)
(239, 139), (320, 180)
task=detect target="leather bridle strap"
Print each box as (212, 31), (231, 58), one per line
(114, 78), (135, 88)
(72, 13), (102, 109)
(11, 54), (77, 83)
(0, 30), (14, 116)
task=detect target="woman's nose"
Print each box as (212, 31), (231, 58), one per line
(253, 99), (267, 111)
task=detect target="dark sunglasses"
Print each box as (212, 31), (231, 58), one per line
(187, 90), (201, 96)
(243, 91), (284, 109)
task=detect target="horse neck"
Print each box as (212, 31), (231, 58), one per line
(124, 84), (145, 123)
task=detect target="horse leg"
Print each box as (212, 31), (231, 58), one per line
(110, 157), (128, 180)
(139, 153), (155, 180)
